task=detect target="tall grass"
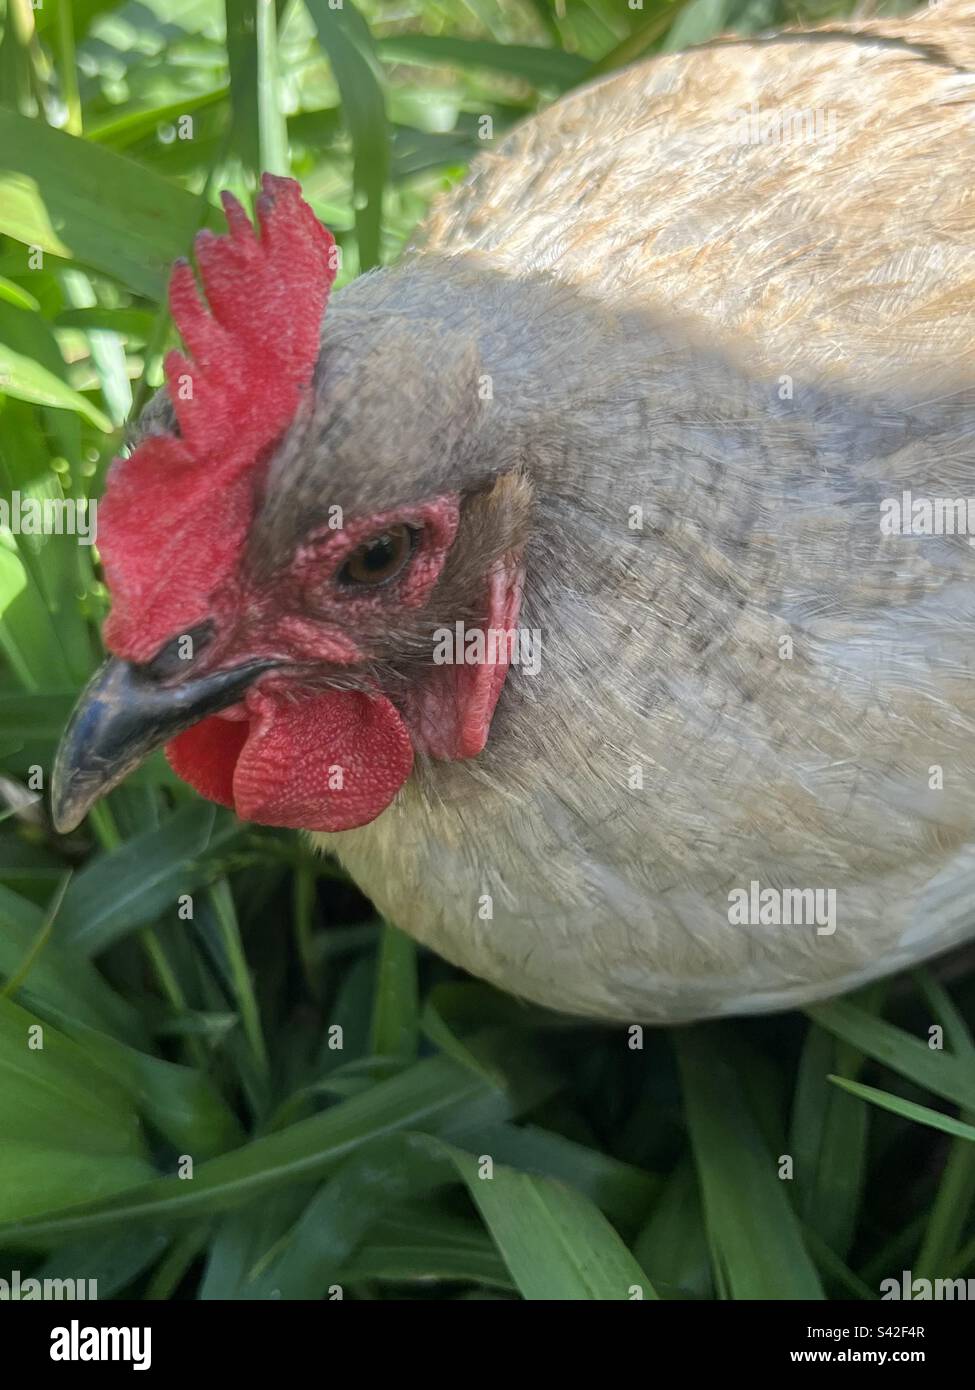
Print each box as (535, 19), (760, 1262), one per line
(0, 0), (971, 1300)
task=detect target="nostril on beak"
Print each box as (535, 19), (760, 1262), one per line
(143, 621), (216, 682)
(51, 655), (278, 833)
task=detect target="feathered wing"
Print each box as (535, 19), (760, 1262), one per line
(417, 0), (975, 394)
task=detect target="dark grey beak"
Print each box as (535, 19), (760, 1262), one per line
(51, 657), (273, 834)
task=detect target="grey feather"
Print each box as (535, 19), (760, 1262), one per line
(272, 1), (975, 1020)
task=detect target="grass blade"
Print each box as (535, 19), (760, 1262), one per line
(829, 1077), (975, 1144)
(376, 34), (591, 91)
(0, 339), (111, 429)
(370, 922), (419, 1063)
(305, 0), (389, 271)
(676, 1026), (824, 1300)
(452, 1143), (653, 1300)
(256, 0), (288, 176)
(807, 999), (975, 1112)
(0, 109), (212, 300)
(913, 972), (975, 1280)
(56, 803), (242, 956)
(789, 1023), (868, 1259)
(0, 1035), (558, 1244)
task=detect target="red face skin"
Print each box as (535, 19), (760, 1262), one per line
(168, 498), (461, 676)
(165, 497), (466, 833)
(97, 176), (523, 832)
(166, 495), (524, 832)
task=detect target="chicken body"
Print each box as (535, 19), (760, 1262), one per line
(308, 1), (975, 1021)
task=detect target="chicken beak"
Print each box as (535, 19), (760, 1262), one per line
(51, 656), (274, 834)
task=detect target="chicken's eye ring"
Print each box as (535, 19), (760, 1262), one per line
(337, 524), (418, 589)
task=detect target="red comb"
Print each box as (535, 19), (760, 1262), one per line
(99, 175), (337, 662)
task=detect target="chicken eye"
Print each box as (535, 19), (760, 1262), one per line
(338, 525), (416, 588)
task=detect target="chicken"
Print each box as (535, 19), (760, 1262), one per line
(53, 0), (975, 1022)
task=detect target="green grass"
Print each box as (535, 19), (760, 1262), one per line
(1, 0), (973, 1300)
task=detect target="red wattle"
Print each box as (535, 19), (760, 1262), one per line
(165, 683), (414, 831)
(167, 716), (248, 808)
